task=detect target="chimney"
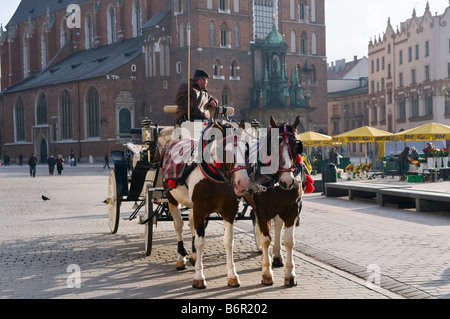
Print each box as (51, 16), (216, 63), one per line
(354, 55), (358, 62)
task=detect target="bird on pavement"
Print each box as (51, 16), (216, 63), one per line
(42, 195), (50, 201)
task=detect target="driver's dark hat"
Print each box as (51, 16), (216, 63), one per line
(193, 69), (210, 78)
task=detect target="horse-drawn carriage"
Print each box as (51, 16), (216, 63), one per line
(106, 106), (311, 288)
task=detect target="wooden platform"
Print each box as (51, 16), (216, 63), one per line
(324, 182), (450, 213)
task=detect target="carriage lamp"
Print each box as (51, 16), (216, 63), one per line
(141, 118), (155, 144)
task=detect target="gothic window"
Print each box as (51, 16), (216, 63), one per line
(311, 32), (317, 55)
(209, 21), (216, 46)
(14, 96), (26, 142)
(107, 5), (116, 44)
(36, 91), (48, 125)
(234, 23), (240, 47)
(60, 89), (73, 140)
(41, 24), (47, 69)
(60, 18), (68, 49)
(86, 87), (100, 138)
(220, 23), (229, 47)
(300, 0), (306, 21)
(23, 34), (29, 78)
(119, 108), (132, 136)
(132, 0), (142, 37)
(291, 30), (296, 53)
(300, 32), (308, 55)
(179, 23), (184, 47)
(85, 13), (93, 49)
(230, 60), (239, 79)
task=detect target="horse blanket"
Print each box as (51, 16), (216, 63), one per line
(162, 138), (197, 184)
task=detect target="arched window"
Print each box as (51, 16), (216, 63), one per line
(234, 23), (240, 47)
(220, 23), (229, 47)
(311, 32), (317, 55)
(36, 91), (48, 125)
(291, 30), (296, 53)
(213, 59), (223, 79)
(231, 60), (239, 78)
(300, 32), (308, 55)
(209, 21), (216, 46)
(107, 5), (116, 44)
(119, 108), (132, 136)
(23, 34), (29, 78)
(85, 13), (93, 49)
(14, 96), (26, 142)
(179, 23), (184, 47)
(60, 19), (68, 48)
(86, 87), (100, 138)
(41, 24), (47, 69)
(132, 0), (142, 37)
(60, 89), (73, 140)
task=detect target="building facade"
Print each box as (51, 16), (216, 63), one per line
(368, 3), (450, 134)
(0, 0), (326, 162)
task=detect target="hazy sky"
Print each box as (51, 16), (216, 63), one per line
(1, 0), (449, 65)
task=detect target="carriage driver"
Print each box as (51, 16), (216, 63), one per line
(174, 69), (219, 126)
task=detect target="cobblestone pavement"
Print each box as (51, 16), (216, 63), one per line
(1, 164), (447, 299)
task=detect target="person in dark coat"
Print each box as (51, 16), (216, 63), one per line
(398, 147), (410, 180)
(28, 153), (38, 177)
(56, 155), (64, 175)
(174, 69), (219, 125)
(47, 154), (56, 175)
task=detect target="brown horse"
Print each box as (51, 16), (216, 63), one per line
(162, 120), (251, 289)
(245, 116), (310, 287)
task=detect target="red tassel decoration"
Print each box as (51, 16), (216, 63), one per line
(168, 179), (177, 189)
(305, 174), (315, 194)
(297, 155), (302, 164)
(214, 160), (223, 169)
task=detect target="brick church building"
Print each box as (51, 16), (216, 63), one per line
(0, 0), (326, 163)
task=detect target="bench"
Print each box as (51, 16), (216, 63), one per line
(324, 182), (450, 213)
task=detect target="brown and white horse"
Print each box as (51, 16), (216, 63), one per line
(162, 120), (251, 289)
(245, 116), (311, 287)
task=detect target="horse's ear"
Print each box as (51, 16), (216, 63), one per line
(270, 116), (277, 128)
(293, 116), (300, 131)
(239, 120), (246, 130)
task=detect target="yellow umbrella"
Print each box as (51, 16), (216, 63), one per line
(298, 131), (332, 146)
(332, 126), (393, 161)
(394, 122), (450, 141)
(332, 126), (393, 144)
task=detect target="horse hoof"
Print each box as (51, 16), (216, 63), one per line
(261, 275), (274, 286)
(192, 279), (207, 289)
(272, 257), (284, 268)
(227, 277), (241, 288)
(176, 261), (187, 271)
(284, 277), (297, 288)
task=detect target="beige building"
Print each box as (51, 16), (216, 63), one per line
(368, 3), (450, 133)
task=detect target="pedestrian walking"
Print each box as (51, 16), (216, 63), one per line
(70, 151), (76, 166)
(47, 154), (56, 175)
(28, 153), (38, 177)
(18, 154), (23, 166)
(56, 155), (64, 175)
(103, 153), (110, 169)
(398, 147), (410, 181)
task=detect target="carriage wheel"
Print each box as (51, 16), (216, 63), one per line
(108, 169), (121, 234)
(144, 186), (155, 256)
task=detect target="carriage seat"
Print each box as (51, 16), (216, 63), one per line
(127, 161), (154, 201)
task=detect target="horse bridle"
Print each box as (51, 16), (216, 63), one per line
(277, 124), (298, 173)
(201, 122), (249, 185)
